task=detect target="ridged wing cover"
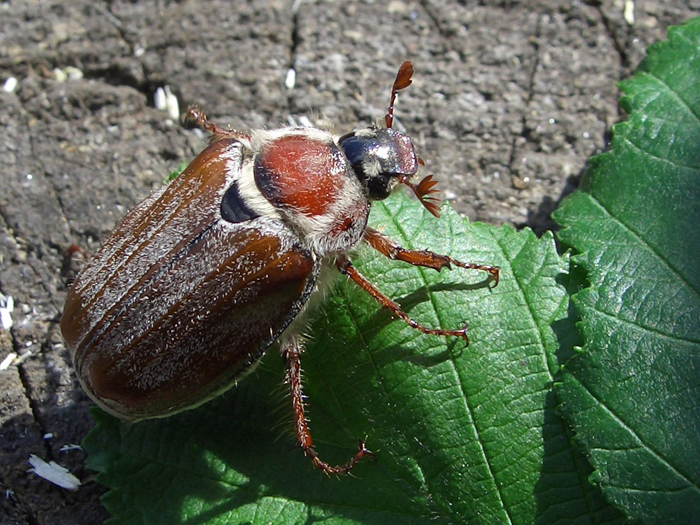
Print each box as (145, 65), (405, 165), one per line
(61, 139), (318, 420)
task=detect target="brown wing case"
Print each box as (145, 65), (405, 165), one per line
(61, 139), (317, 420)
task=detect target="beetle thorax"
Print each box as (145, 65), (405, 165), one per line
(251, 129), (369, 256)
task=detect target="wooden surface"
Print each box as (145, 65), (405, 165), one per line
(0, 1), (695, 522)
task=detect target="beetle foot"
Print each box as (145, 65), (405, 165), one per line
(306, 439), (375, 476)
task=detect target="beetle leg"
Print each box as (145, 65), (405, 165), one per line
(364, 227), (500, 286)
(337, 255), (472, 342)
(61, 244), (89, 283)
(184, 105), (251, 142)
(282, 337), (374, 475)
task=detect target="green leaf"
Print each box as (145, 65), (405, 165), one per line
(83, 192), (611, 523)
(165, 161), (188, 183)
(553, 17), (700, 523)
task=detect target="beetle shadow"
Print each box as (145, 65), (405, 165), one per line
(369, 276), (494, 367)
(400, 336), (465, 367)
(397, 276), (495, 305)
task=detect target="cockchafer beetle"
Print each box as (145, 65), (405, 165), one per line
(61, 62), (500, 474)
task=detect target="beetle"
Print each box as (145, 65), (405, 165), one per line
(61, 62), (499, 474)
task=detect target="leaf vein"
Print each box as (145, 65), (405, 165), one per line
(586, 193), (700, 301)
(569, 374), (700, 496)
(381, 202), (513, 523)
(622, 134), (700, 172)
(643, 69), (700, 123)
(588, 305), (700, 346)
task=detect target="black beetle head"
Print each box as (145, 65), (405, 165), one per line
(339, 128), (417, 201)
(339, 128), (441, 217)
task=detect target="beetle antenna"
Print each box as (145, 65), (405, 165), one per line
(399, 174), (442, 217)
(385, 61), (414, 129)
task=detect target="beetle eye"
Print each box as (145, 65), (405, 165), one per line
(366, 173), (393, 200)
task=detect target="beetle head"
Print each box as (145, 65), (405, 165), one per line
(339, 61), (441, 217)
(338, 127), (416, 200)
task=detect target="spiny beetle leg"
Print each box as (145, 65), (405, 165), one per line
(364, 228), (500, 286)
(336, 255), (470, 342)
(282, 338), (375, 475)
